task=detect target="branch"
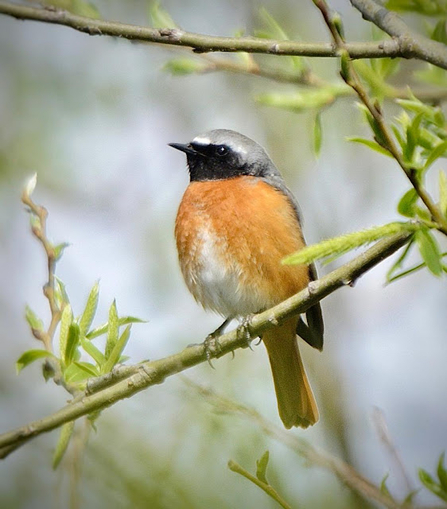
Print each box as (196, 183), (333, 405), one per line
(313, 0), (447, 236)
(22, 178), (61, 352)
(228, 459), (293, 509)
(351, 0), (447, 70)
(0, 1), (438, 63)
(188, 380), (404, 509)
(0, 230), (411, 458)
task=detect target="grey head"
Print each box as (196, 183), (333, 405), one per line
(169, 129), (283, 182)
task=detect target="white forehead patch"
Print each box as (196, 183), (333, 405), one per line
(192, 135), (211, 145)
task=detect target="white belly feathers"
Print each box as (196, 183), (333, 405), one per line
(183, 221), (267, 318)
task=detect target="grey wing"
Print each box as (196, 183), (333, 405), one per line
(262, 174), (324, 351)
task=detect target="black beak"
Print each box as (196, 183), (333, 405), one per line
(168, 142), (198, 156)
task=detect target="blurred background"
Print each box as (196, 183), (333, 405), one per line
(0, 0), (446, 507)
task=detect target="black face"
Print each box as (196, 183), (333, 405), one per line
(169, 141), (251, 182)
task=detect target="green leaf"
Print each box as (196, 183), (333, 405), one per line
(332, 11), (345, 39)
(354, 60), (396, 99)
(388, 263), (425, 282)
(397, 98), (433, 118)
(53, 242), (70, 262)
(53, 421), (75, 470)
(71, 0), (100, 18)
(313, 113), (322, 157)
(42, 360), (56, 381)
(64, 361), (98, 383)
(386, 239), (414, 282)
(149, 1), (177, 28)
(29, 213), (41, 234)
(378, 58), (400, 80)
(439, 171), (447, 217)
(59, 304), (73, 362)
(415, 206), (431, 222)
(358, 104), (388, 148)
(102, 325), (131, 374)
(256, 86), (343, 113)
(258, 7), (288, 40)
(74, 361), (100, 377)
(340, 50), (351, 82)
(64, 323), (80, 366)
(424, 140), (447, 171)
(397, 188), (418, 217)
(256, 451), (270, 484)
(163, 59), (208, 76)
(54, 277), (70, 309)
(24, 173), (37, 198)
(25, 305), (44, 333)
(347, 137), (393, 157)
(432, 19), (447, 43)
(416, 64), (447, 87)
(86, 316), (146, 339)
(257, 7), (305, 72)
(16, 349), (56, 373)
(415, 227), (443, 276)
(404, 112), (424, 163)
(419, 468), (447, 502)
(79, 281), (100, 337)
(105, 300), (119, 360)
(437, 453), (447, 491)
(388, 251), (447, 283)
(80, 336), (105, 368)
(380, 473), (392, 497)
(391, 124), (406, 150)
(419, 468), (435, 488)
(433, 108), (446, 128)
(402, 489), (419, 505)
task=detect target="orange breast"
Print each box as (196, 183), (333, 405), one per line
(175, 176), (310, 317)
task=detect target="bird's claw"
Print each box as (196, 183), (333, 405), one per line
(237, 315), (255, 351)
(203, 331), (223, 368)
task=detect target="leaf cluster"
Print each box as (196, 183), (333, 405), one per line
(19, 281), (144, 383)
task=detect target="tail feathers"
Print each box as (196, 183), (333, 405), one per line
(263, 319), (318, 429)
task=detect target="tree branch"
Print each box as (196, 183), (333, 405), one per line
(351, 0), (447, 70)
(0, 0), (440, 64)
(0, 230), (411, 458)
(314, 0), (447, 236)
(188, 380), (404, 509)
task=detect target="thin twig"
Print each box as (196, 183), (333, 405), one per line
(22, 181), (80, 397)
(312, 0), (447, 236)
(0, 231), (411, 458)
(188, 380), (404, 509)
(22, 183), (61, 352)
(228, 459), (293, 509)
(0, 1), (440, 64)
(372, 407), (414, 495)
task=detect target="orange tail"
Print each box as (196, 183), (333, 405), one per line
(263, 318), (319, 429)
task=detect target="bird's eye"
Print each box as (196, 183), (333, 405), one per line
(215, 145), (228, 157)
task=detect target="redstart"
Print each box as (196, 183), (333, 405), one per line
(170, 129), (324, 429)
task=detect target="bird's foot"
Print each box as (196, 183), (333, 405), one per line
(203, 318), (231, 368)
(236, 315), (255, 350)
(204, 331), (223, 368)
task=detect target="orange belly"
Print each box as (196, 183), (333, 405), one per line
(175, 176), (310, 317)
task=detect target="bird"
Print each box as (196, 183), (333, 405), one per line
(170, 129), (324, 429)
